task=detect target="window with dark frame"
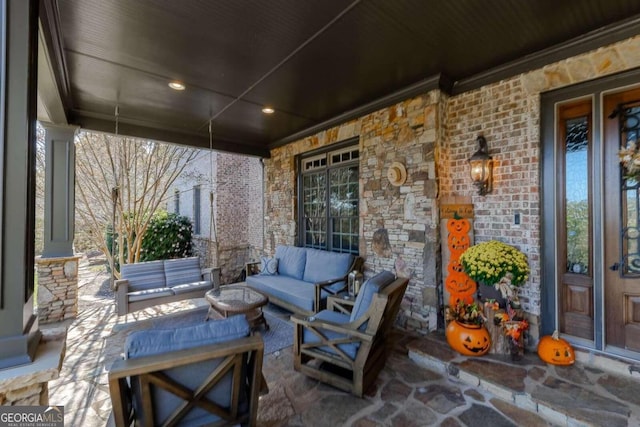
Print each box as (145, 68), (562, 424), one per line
(193, 185), (201, 235)
(299, 143), (359, 254)
(174, 189), (180, 214)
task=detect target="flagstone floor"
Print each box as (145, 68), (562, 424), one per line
(44, 259), (640, 426)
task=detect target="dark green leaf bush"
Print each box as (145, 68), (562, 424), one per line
(140, 211), (193, 261)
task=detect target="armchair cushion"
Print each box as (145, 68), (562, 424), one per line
(302, 310), (359, 360)
(163, 256), (202, 287)
(120, 260), (166, 292)
(125, 315), (250, 359)
(302, 248), (353, 292)
(275, 245), (307, 279)
(350, 270), (396, 322)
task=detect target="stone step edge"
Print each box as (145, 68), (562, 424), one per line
(407, 348), (617, 427)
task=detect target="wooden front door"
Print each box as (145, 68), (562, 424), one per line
(603, 88), (640, 353)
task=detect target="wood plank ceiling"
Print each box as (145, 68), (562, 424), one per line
(41, 0), (640, 157)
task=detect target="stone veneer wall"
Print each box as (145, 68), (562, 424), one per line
(263, 35), (640, 336)
(265, 92), (443, 332)
(35, 256), (80, 324)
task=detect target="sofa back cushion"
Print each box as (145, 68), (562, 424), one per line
(121, 260), (166, 292)
(124, 316), (251, 425)
(274, 245), (307, 280)
(302, 248), (353, 287)
(350, 271), (396, 322)
(164, 257), (202, 287)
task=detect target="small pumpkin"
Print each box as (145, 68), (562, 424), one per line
(537, 331), (575, 365)
(446, 321), (491, 356)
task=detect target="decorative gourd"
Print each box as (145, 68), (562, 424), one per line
(447, 218), (471, 235)
(445, 274), (476, 298)
(537, 331), (575, 365)
(446, 321), (491, 356)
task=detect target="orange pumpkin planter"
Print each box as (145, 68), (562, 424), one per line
(446, 321), (491, 356)
(537, 331), (575, 365)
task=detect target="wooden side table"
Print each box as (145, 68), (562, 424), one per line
(327, 293), (356, 315)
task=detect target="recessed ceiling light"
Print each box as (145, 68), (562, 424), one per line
(168, 81), (186, 91)
(262, 106), (275, 114)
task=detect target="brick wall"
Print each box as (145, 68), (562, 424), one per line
(174, 152), (263, 283)
(262, 35), (640, 336)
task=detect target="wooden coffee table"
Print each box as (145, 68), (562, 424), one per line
(205, 283), (269, 330)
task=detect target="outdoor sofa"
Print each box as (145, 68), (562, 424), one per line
(113, 256), (220, 316)
(246, 245), (363, 315)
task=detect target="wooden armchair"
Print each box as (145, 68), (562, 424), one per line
(291, 271), (409, 397)
(108, 316), (264, 426)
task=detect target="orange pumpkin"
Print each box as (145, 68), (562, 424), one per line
(445, 275), (476, 298)
(447, 218), (471, 235)
(448, 233), (470, 256)
(446, 321), (491, 356)
(537, 331), (575, 365)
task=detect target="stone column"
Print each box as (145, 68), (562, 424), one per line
(36, 256), (80, 324)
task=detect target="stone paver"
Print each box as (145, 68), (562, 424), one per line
(44, 259), (640, 426)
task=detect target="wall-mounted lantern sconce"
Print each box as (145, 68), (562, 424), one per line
(469, 135), (493, 196)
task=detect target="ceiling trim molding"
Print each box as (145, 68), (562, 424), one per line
(452, 13), (640, 95)
(73, 114), (270, 158)
(270, 73), (453, 149)
(38, 0), (72, 118)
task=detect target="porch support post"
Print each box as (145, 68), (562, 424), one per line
(0, 0), (41, 369)
(40, 123), (77, 257)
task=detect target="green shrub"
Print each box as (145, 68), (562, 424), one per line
(139, 211), (193, 261)
(105, 210), (193, 271)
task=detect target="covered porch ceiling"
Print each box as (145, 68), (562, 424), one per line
(38, 0), (640, 158)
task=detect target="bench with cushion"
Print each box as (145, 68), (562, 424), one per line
(114, 256), (220, 316)
(245, 245), (363, 315)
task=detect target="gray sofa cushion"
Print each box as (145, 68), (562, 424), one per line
(125, 316), (251, 425)
(350, 271), (396, 322)
(121, 260), (166, 292)
(164, 257), (202, 287)
(247, 275), (317, 312)
(275, 245), (307, 280)
(303, 310), (359, 359)
(302, 248), (353, 292)
(127, 287), (175, 302)
(170, 280), (212, 295)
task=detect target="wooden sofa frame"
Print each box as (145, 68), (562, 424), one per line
(245, 256), (364, 315)
(109, 334), (264, 427)
(291, 276), (409, 397)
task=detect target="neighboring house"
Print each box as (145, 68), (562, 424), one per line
(169, 151), (263, 283)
